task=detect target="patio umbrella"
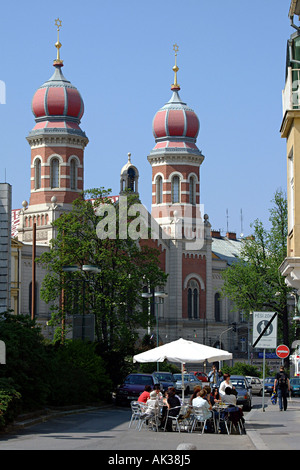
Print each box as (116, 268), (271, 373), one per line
(133, 338), (232, 401)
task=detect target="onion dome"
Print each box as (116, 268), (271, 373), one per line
(28, 19), (87, 141)
(149, 44), (202, 157)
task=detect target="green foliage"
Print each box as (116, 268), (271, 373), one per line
(221, 189), (291, 352)
(0, 313), (113, 427)
(47, 341), (112, 405)
(0, 314), (51, 410)
(222, 362), (261, 377)
(0, 379), (22, 429)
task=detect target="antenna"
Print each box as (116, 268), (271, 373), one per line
(226, 209), (229, 233)
(240, 208), (244, 238)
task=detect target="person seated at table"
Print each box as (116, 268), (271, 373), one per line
(140, 391), (159, 419)
(210, 386), (221, 406)
(189, 385), (202, 405)
(162, 387), (181, 431)
(192, 389), (212, 419)
(203, 385), (212, 405)
(153, 383), (163, 401)
(223, 387), (237, 406)
(138, 385), (152, 403)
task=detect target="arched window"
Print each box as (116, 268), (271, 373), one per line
(34, 158), (41, 190)
(189, 176), (195, 205)
(156, 176), (163, 204)
(215, 293), (221, 322)
(127, 168), (136, 191)
(50, 157), (59, 188)
(172, 175), (180, 203)
(187, 280), (199, 319)
(70, 158), (77, 190)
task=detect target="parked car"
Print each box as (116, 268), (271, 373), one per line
(264, 377), (275, 395)
(290, 377), (300, 396)
(230, 375), (252, 411)
(173, 373), (200, 394)
(114, 373), (161, 405)
(246, 376), (263, 396)
(190, 371), (208, 382)
(152, 371), (176, 392)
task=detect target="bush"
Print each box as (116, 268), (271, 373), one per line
(0, 379), (22, 430)
(47, 341), (112, 405)
(222, 362), (261, 377)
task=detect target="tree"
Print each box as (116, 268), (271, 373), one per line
(221, 189), (292, 364)
(37, 188), (167, 354)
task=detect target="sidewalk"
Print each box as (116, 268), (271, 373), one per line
(246, 397), (300, 450)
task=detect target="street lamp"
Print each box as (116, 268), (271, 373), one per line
(62, 264), (101, 341)
(141, 290), (168, 371)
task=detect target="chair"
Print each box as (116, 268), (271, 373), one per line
(138, 408), (160, 432)
(129, 401), (143, 429)
(163, 406), (183, 432)
(227, 406), (245, 435)
(190, 407), (209, 434)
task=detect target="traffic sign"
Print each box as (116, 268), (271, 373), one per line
(253, 312), (277, 349)
(276, 344), (290, 359)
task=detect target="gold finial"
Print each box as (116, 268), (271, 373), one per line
(53, 18), (63, 66)
(171, 43), (180, 90)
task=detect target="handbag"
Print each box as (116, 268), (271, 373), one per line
(271, 390), (277, 405)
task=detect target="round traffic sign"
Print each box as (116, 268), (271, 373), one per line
(276, 344), (290, 359)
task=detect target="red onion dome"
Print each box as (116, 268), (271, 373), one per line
(31, 65), (84, 124)
(152, 90), (199, 142)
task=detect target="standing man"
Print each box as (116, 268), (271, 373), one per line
(208, 364), (218, 387)
(274, 366), (291, 411)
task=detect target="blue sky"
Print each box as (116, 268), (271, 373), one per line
(1, 0), (293, 236)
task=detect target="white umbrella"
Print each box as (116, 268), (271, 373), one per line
(133, 338), (232, 401)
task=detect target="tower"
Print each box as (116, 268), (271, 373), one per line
(18, 19), (88, 245)
(146, 45), (209, 340)
(148, 44), (204, 239)
(120, 153), (139, 195)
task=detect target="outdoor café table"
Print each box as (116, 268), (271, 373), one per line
(212, 402), (230, 434)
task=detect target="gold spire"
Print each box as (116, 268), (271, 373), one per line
(171, 43), (180, 90)
(53, 18), (63, 66)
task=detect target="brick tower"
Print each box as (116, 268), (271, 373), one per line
(18, 19), (88, 245)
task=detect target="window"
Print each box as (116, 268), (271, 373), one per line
(156, 176), (163, 204)
(189, 176), (195, 205)
(215, 293), (221, 322)
(34, 158), (41, 190)
(70, 158), (77, 190)
(187, 280), (199, 319)
(50, 157), (59, 188)
(127, 168), (136, 191)
(172, 175), (180, 203)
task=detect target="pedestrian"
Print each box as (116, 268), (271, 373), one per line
(274, 366), (291, 411)
(208, 364), (218, 387)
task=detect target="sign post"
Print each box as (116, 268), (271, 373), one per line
(252, 312), (278, 411)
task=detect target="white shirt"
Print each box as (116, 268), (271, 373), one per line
(223, 394), (237, 406)
(219, 380), (233, 398)
(192, 396), (212, 419)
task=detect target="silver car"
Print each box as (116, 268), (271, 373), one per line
(173, 373), (200, 394)
(246, 376), (263, 396)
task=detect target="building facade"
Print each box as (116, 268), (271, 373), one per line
(10, 30), (249, 357)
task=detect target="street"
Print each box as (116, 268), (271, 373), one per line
(0, 397), (265, 451)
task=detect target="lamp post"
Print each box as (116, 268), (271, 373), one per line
(62, 264), (101, 341)
(141, 290), (168, 371)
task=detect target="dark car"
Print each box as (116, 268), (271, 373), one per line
(152, 371), (176, 392)
(290, 377), (300, 396)
(264, 377), (275, 395)
(230, 375), (252, 411)
(114, 373), (160, 405)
